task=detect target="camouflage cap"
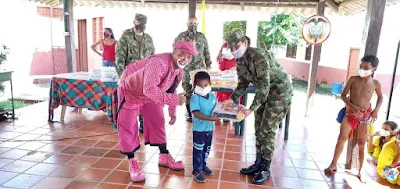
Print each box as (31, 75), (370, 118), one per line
(134, 13), (147, 24)
(225, 29), (245, 48)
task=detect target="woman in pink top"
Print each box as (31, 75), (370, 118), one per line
(91, 28), (117, 67)
(117, 40), (197, 183)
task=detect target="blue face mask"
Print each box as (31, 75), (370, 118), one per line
(232, 45), (247, 59)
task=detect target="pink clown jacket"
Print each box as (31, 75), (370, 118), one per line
(119, 53), (183, 116)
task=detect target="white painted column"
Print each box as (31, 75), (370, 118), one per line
(245, 13), (258, 48)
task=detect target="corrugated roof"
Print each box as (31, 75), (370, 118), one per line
(28, 0), (400, 15)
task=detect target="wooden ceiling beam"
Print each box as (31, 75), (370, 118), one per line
(198, 0), (318, 2)
(105, 0), (318, 3)
(325, 0), (339, 11)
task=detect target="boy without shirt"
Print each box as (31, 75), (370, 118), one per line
(325, 55), (383, 181)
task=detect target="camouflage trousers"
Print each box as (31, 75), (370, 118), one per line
(182, 63), (206, 105)
(255, 93), (292, 161)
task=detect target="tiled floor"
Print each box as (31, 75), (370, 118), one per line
(0, 101), (399, 189)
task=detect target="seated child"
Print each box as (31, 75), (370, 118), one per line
(325, 55), (383, 182)
(377, 128), (400, 185)
(190, 71), (220, 183)
(368, 121), (398, 163)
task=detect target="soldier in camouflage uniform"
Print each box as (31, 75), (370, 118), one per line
(173, 16), (211, 122)
(116, 13), (155, 133)
(224, 30), (293, 185)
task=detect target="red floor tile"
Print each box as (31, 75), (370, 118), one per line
(72, 139), (99, 147)
(50, 166), (87, 179)
(81, 147), (110, 157)
(76, 168), (111, 182)
(161, 175), (192, 189)
(42, 154), (74, 165)
(1, 101), (400, 188)
(220, 170), (247, 183)
(223, 160), (247, 171)
(30, 177), (72, 189)
(224, 152), (247, 161)
(219, 181), (247, 189)
(64, 180), (98, 189)
(190, 179), (218, 189)
(93, 141), (117, 148)
(60, 146), (88, 155)
(36, 144), (67, 153)
(96, 183), (127, 189)
(103, 170), (132, 184)
(91, 158), (121, 170)
(67, 156), (99, 167)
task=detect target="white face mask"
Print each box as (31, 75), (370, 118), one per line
(232, 45), (247, 59)
(194, 86), (212, 96)
(177, 60), (188, 69)
(222, 48), (235, 60)
(380, 130), (391, 137)
(358, 69), (373, 77)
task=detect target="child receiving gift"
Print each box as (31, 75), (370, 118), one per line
(190, 71), (220, 183)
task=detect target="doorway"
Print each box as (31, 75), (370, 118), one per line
(77, 19), (88, 72)
(346, 48), (360, 81)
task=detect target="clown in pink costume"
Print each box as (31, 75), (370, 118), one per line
(117, 40), (198, 182)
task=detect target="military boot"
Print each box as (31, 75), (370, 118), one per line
(240, 154), (262, 175)
(186, 104), (192, 122)
(252, 158), (271, 185)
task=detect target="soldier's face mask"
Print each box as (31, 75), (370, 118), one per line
(134, 20), (146, 32)
(187, 21), (198, 34)
(188, 25), (197, 34)
(232, 45), (247, 59)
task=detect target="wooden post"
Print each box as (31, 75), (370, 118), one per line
(305, 0), (325, 117)
(362, 0), (386, 57)
(189, 0), (196, 17)
(63, 0), (77, 73)
(345, 0), (387, 170)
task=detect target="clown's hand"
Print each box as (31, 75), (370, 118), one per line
(178, 93), (186, 105)
(169, 116), (176, 125)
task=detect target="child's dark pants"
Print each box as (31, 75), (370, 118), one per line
(192, 131), (213, 174)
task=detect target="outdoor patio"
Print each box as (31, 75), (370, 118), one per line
(0, 91), (398, 189)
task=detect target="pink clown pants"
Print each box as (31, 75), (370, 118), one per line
(117, 88), (166, 154)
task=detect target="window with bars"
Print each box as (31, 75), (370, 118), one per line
(92, 17), (104, 50)
(305, 45), (312, 61)
(286, 45), (297, 59)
